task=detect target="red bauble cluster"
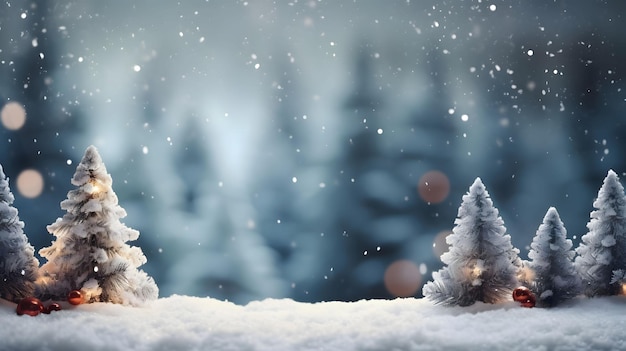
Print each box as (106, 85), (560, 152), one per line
(512, 286), (536, 308)
(16, 290), (84, 316)
(16, 297), (62, 316)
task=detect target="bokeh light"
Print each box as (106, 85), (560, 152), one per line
(432, 230), (453, 260)
(417, 170), (450, 204)
(383, 260), (422, 297)
(16, 169), (44, 198)
(1, 101), (27, 130)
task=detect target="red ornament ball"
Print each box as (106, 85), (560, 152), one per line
(520, 297), (536, 308)
(512, 286), (532, 302)
(67, 290), (84, 305)
(512, 286), (536, 308)
(16, 297), (45, 316)
(43, 302), (62, 314)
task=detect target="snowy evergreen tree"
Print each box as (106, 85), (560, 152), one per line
(575, 169), (626, 297)
(423, 178), (521, 306)
(525, 207), (580, 307)
(38, 146), (158, 306)
(0, 165), (39, 302)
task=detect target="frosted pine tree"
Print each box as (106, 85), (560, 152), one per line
(39, 146), (158, 305)
(0, 165), (39, 302)
(575, 169), (626, 297)
(525, 207), (580, 307)
(423, 178), (521, 306)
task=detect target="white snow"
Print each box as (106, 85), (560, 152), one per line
(2, 295), (625, 350)
(601, 235), (616, 247)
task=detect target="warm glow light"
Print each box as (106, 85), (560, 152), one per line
(16, 169), (44, 198)
(417, 170), (450, 204)
(517, 265), (536, 284)
(384, 260), (422, 298)
(465, 259), (485, 282)
(85, 179), (105, 195)
(622, 283), (626, 295)
(1, 101), (26, 130)
(472, 266), (482, 277)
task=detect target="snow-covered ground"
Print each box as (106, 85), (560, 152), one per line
(1, 295), (624, 351)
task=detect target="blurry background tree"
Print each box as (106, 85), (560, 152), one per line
(0, 0), (85, 253)
(1, 0), (625, 303)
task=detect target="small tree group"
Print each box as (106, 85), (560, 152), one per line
(424, 170), (626, 307)
(0, 146), (158, 306)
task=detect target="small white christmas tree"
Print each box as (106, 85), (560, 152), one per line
(423, 177), (521, 306)
(525, 207), (580, 307)
(39, 146), (158, 305)
(575, 169), (626, 297)
(0, 165), (39, 302)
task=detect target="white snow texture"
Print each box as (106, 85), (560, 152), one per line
(1, 295), (625, 351)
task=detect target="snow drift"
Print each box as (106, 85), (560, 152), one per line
(1, 295), (625, 351)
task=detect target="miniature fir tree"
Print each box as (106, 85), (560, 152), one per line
(525, 207), (580, 307)
(39, 146), (158, 305)
(575, 169), (626, 297)
(0, 165), (40, 302)
(423, 177), (521, 306)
